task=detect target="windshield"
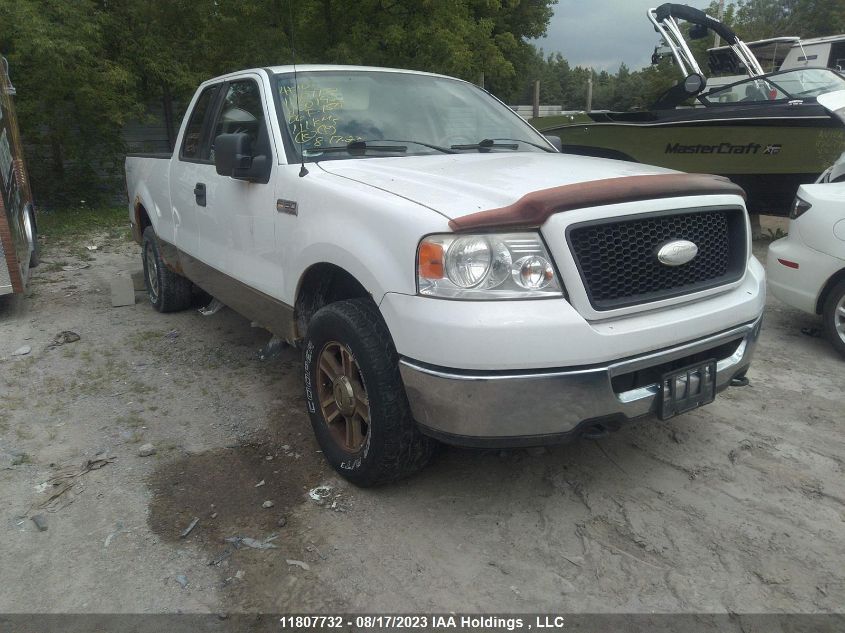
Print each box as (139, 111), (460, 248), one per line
(274, 70), (551, 162)
(702, 68), (845, 104)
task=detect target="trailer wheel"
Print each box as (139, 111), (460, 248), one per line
(142, 226), (192, 313)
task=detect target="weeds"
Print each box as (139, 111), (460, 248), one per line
(765, 227), (788, 241)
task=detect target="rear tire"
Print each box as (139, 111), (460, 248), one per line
(302, 298), (437, 486)
(822, 279), (845, 358)
(142, 226), (192, 313)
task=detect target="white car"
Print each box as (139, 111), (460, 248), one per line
(125, 65), (765, 485)
(767, 182), (845, 357)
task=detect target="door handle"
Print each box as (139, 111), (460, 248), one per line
(194, 182), (207, 207)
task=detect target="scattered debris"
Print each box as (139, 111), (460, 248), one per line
(254, 480), (265, 488)
(110, 276), (136, 307)
(175, 574), (188, 589)
(31, 514), (48, 532)
(0, 449), (30, 469)
(104, 523), (124, 548)
(730, 375), (750, 387)
(165, 329), (179, 340)
(47, 331), (80, 348)
(180, 517), (200, 538)
(801, 326), (822, 338)
(224, 534), (279, 550)
(210, 512), (218, 519)
(198, 298), (226, 316)
(259, 336), (288, 361)
(308, 486), (333, 504)
(208, 548), (233, 567)
(35, 456), (114, 510)
(277, 516), (287, 528)
(265, 455), (274, 461)
(61, 263), (89, 272)
(12, 345), (31, 356)
(262, 500), (274, 509)
(138, 443), (156, 457)
(235, 570), (245, 580)
(85, 244), (99, 251)
(286, 559), (310, 571)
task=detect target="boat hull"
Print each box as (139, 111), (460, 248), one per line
(543, 118), (845, 215)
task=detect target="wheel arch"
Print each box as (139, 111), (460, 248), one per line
(294, 262), (375, 339)
(816, 267), (845, 314)
(132, 198), (153, 244)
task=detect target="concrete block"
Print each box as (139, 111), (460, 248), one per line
(130, 269), (146, 292)
(110, 276), (136, 307)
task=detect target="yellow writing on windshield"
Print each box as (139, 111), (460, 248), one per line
(280, 84), (362, 150)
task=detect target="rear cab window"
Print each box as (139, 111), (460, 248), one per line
(180, 85), (219, 161)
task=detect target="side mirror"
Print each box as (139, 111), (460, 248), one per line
(214, 133), (270, 183)
(544, 135), (563, 152)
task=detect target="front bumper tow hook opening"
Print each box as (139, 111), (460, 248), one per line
(730, 375), (750, 387)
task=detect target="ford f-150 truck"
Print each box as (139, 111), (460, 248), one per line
(125, 65), (765, 486)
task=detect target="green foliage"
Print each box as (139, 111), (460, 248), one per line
(734, 0), (845, 39)
(2, 0), (843, 210)
(1, 0), (556, 208)
(37, 207), (127, 240)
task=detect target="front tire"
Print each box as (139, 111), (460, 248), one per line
(303, 298), (437, 486)
(142, 226), (192, 313)
(822, 280), (845, 358)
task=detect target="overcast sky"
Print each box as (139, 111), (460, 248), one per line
(532, 0), (715, 72)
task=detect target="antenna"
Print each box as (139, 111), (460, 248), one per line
(288, 0), (308, 177)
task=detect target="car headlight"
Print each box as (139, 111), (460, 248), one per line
(417, 232), (563, 299)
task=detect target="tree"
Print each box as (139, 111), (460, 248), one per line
(1, 0), (557, 207)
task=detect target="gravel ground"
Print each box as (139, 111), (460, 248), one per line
(0, 225), (843, 614)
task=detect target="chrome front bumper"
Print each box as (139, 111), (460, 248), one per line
(399, 316), (763, 447)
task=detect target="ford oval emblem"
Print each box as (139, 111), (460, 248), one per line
(656, 240), (699, 266)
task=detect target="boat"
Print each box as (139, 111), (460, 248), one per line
(710, 34), (845, 75)
(538, 3), (845, 215)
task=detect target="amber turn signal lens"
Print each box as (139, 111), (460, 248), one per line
(418, 241), (445, 279)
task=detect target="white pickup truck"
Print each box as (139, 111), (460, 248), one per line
(125, 65), (765, 486)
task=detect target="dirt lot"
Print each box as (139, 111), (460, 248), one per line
(1, 219), (843, 614)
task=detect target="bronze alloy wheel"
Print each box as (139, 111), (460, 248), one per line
(316, 341), (370, 452)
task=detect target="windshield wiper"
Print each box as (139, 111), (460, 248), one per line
(450, 138), (520, 151)
(378, 139), (456, 154)
(487, 137), (557, 152)
(305, 140), (408, 155)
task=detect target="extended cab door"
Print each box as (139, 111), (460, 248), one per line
(168, 83), (221, 258)
(199, 75), (279, 294)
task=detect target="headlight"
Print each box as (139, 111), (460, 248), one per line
(417, 232), (563, 299)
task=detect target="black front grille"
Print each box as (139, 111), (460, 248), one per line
(568, 208), (747, 310)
